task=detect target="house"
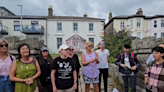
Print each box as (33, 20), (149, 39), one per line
(0, 6), (105, 54)
(105, 8), (148, 39)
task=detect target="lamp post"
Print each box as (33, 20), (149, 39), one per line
(17, 5), (22, 38)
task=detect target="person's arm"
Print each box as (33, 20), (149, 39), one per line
(115, 54), (121, 66)
(95, 52), (99, 63)
(107, 50), (110, 62)
(31, 59), (41, 80)
(81, 53), (94, 66)
(144, 66), (150, 85)
(51, 70), (56, 87)
(10, 60), (26, 82)
(51, 59), (57, 92)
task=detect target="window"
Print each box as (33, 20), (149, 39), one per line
(154, 20), (157, 28)
(89, 23), (93, 31)
(161, 33), (164, 38)
(57, 38), (62, 49)
(57, 23), (62, 31)
(154, 33), (157, 38)
(31, 21), (38, 30)
(89, 38), (94, 48)
(137, 32), (141, 39)
(130, 20), (133, 28)
(161, 20), (164, 27)
(73, 23), (78, 31)
(0, 20), (2, 30)
(14, 21), (20, 31)
(137, 19), (141, 27)
(120, 21), (125, 29)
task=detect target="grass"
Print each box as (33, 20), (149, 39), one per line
(112, 72), (124, 92)
(50, 53), (61, 59)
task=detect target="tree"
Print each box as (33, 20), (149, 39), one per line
(104, 29), (135, 62)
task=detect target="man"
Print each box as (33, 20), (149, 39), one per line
(51, 44), (77, 92)
(115, 44), (140, 92)
(95, 40), (110, 92)
(146, 43), (164, 64)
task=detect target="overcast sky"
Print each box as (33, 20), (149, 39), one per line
(1, 0), (164, 23)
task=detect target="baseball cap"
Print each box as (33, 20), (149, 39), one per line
(59, 44), (69, 51)
(40, 46), (49, 52)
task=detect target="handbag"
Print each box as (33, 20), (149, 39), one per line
(122, 67), (132, 75)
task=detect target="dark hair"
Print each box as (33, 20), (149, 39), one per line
(152, 46), (164, 54)
(124, 44), (131, 49)
(37, 50), (53, 65)
(17, 43), (31, 59)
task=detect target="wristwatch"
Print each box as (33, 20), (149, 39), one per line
(74, 81), (77, 83)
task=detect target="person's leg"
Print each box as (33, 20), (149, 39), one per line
(65, 87), (74, 92)
(5, 81), (14, 92)
(98, 69), (102, 92)
(75, 75), (79, 92)
(146, 88), (152, 92)
(85, 84), (90, 92)
(83, 74), (91, 92)
(0, 79), (5, 92)
(129, 75), (136, 92)
(122, 76), (129, 92)
(103, 68), (108, 92)
(93, 83), (99, 92)
(46, 84), (53, 92)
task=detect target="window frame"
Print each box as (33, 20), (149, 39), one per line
(14, 21), (20, 31)
(154, 20), (157, 28)
(89, 38), (94, 48)
(137, 19), (141, 27)
(73, 23), (78, 31)
(120, 21), (125, 29)
(130, 20), (133, 28)
(161, 20), (164, 27)
(57, 22), (62, 31)
(89, 23), (93, 31)
(57, 38), (62, 49)
(137, 32), (141, 39)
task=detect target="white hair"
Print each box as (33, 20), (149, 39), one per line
(0, 38), (9, 55)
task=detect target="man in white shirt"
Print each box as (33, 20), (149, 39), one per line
(96, 40), (110, 92)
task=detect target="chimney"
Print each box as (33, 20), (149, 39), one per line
(108, 10), (112, 21)
(48, 6), (53, 16)
(83, 12), (87, 17)
(136, 8), (143, 15)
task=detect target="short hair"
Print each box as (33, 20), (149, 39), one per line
(152, 46), (164, 54)
(124, 44), (131, 49)
(98, 40), (105, 45)
(17, 43), (31, 59)
(85, 41), (93, 49)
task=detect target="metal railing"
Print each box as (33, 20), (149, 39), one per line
(22, 25), (44, 34)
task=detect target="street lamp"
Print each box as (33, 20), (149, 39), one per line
(17, 5), (23, 38)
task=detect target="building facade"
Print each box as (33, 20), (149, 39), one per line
(0, 6), (105, 54)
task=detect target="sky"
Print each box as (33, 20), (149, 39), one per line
(1, 0), (164, 23)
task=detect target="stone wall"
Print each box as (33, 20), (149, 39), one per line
(108, 36), (164, 92)
(4, 36), (44, 58)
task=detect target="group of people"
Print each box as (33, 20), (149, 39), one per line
(0, 36), (164, 92)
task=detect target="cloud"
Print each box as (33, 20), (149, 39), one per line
(1, 0), (164, 23)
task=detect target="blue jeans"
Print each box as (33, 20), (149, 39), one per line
(0, 75), (15, 92)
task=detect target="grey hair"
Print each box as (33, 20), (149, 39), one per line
(68, 45), (74, 49)
(0, 38), (9, 55)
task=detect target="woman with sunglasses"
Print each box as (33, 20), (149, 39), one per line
(0, 38), (16, 92)
(10, 43), (41, 92)
(95, 40), (110, 92)
(81, 41), (99, 92)
(68, 45), (81, 92)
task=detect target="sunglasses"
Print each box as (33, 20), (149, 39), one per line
(100, 43), (105, 45)
(0, 44), (8, 47)
(88, 45), (93, 47)
(69, 49), (74, 51)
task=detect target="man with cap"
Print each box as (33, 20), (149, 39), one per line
(51, 44), (77, 92)
(115, 44), (140, 92)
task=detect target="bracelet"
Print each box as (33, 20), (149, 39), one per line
(74, 81), (77, 83)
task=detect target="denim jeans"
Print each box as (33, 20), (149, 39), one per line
(0, 75), (15, 92)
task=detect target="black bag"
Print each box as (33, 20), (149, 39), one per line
(122, 67), (132, 75)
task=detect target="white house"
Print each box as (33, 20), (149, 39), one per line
(0, 6), (105, 54)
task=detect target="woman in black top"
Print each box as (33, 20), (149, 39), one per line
(68, 45), (81, 92)
(36, 46), (53, 92)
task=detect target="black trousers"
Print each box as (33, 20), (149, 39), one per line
(75, 71), (79, 92)
(146, 88), (152, 92)
(122, 76), (136, 92)
(42, 84), (53, 92)
(98, 68), (108, 92)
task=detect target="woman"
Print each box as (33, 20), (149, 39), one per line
(36, 46), (53, 92)
(81, 41), (99, 92)
(68, 45), (81, 92)
(0, 38), (16, 92)
(10, 43), (41, 92)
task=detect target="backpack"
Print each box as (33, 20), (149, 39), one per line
(121, 53), (135, 60)
(10, 55), (13, 62)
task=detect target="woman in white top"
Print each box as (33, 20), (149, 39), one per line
(95, 40), (110, 92)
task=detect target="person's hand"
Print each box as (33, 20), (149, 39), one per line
(78, 72), (81, 77)
(73, 82), (77, 90)
(131, 66), (136, 70)
(90, 59), (95, 63)
(53, 85), (57, 92)
(25, 78), (33, 85)
(120, 64), (126, 67)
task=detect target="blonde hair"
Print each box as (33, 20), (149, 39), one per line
(0, 38), (9, 54)
(85, 41), (93, 49)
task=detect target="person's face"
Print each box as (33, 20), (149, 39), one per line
(99, 42), (105, 48)
(159, 44), (164, 49)
(124, 48), (130, 55)
(69, 47), (74, 54)
(20, 45), (29, 57)
(41, 50), (48, 57)
(0, 41), (8, 53)
(86, 45), (93, 51)
(60, 48), (69, 56)
(153, 51), (164, 60)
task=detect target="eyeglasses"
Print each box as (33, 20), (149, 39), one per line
(0, 44), (8, 47)
(88, 45), (93, 47)
(124, 51), (130, 53)
(69, 49), (74, 51)
(100, 43), (105, 45)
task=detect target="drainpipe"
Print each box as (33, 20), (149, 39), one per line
(46, 18), (47, 46)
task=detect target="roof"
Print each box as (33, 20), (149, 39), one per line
(0, 6), (16, 16)
(104, 14), (164, 28)
(66, 34), (86, 41)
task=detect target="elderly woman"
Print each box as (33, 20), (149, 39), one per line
(68, 45), (81, 92)
(10, 43), (41, 92)
(0, 38), (16, 92)
(36, 46), (53, 92)
(81, 41), (99, 92)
